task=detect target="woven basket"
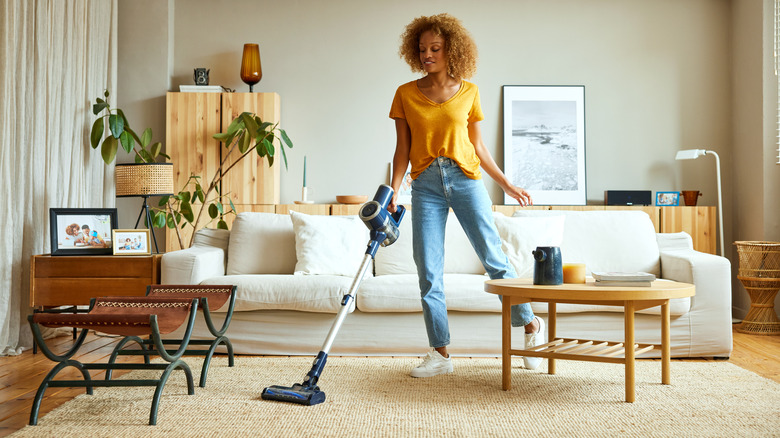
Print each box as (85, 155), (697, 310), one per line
(734, 241), (780, 335)
(115, 163), (174, 197)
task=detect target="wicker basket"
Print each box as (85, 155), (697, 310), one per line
(734, 241), (780, 335)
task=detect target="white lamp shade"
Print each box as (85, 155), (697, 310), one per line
(675, 149), (707, 160)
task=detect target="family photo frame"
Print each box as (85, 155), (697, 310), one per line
(112, 229), (151, 255)
(49, 208), (118, 256)
(656, 191), (680, 206)
(502, 85), (586, 205)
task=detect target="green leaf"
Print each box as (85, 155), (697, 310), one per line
(166, 213), (176, 228)
(154, 211), (167, 228)
(239, 132), (251, 154)
(241, 113), (260, 136)
(208, 203), (218, 219)
(101, 136), (118, 164)
(150, 142), (162, 158)
(90, 118), (104, 149)
(139, 149), (153, 163)
(117, 109), (130, 129)
(181, 201), (194, 223)
(267, 154), (274, 167)
(125, 126), (142, 146)
(108, 114), (124, 138)
(280, 129), (293, 149)
(180, 191), (191, 203)
(258, 121), (274, 131)
(134, 154), (144, 163)
(217, 219), (228, 230)
(255, 141), (267, 157)
(159, 152), (171, 159)
(141, 128), (152, 147)
(279, 137), (289, 169)
(215, 201), (224, 214)
(92, 102), (108, 115)
(119, 130), (133, 154)
(158, 195), (170, 207)
(263, 138), (275, 157)
(226, 115), (244, 135)
(197, 187), (205, 203)
(228, 197), (236, 213)
(104, 89), (109, 98)
(213, 132), (233, 143)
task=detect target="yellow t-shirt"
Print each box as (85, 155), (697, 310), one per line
(389, 80), (484, 180)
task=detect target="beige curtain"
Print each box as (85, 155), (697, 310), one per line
(0, 0), (117, 355)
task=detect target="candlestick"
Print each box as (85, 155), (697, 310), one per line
(303, 156), (307, 188)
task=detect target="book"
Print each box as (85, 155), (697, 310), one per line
(594, 280), (652, 287)
(591, 271), (656, 282)
(179, 85), (223, 93)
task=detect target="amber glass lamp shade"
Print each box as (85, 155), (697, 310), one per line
(240, 43), (262, 92)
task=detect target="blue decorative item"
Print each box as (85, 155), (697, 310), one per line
(532, 246), (563, 285)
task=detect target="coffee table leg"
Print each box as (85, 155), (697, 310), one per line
(662, 300), (670, 385)
(625, 301), (635, 403)
(548, 302), (556, 375)
(502, 296), (511, 391)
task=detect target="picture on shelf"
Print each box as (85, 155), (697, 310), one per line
(49, 208), (118, 256)
(112, 229), (151, 255)
(656, 191), (680, 206)
(503, 85), (586, 205)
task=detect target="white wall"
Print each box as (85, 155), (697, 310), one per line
(122, 0), (780, 317)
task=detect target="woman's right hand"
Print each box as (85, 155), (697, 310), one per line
(388, 192), (399, 213)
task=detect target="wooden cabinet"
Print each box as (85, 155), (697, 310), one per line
(492, 205), (717, 255)
(30, 255), (161, 308)
(165, 92), (281, 252)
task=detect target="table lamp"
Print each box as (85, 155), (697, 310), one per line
(675, 149), (724, 257)
(115, 163), (174, 253)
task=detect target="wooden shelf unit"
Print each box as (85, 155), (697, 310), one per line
(29, 254), (161, 308)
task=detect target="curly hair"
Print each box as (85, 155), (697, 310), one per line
(398, 13), (478, 79)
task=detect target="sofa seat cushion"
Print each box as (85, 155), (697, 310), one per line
(357, 274), (501, 313)
(200, 274), (353, 313)
(513, 210), (661, 276)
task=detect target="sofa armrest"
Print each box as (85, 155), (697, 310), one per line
(161, 245), (226, 285)
(659, 246), (732, 357)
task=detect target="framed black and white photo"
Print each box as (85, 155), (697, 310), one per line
(49, 208), (118, 256)
(112, 229), (151, 255)
(503, 85), (586, 205)
(655, 191), (680, 206)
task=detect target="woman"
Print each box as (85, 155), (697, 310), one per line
(388, 13), (545, 377)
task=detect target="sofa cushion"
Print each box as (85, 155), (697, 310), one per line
(493, 213), (565, 278)
(513, 210), (661, 276)
(227, 212), (296, 275)
(357, 273), (500, 312)
(290, 210), (371, 277)
(375, 212), (484, 276)
(200, 274), (353, 313)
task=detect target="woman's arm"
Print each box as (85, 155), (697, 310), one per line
(389, 118), (412, 213)
(469, 120), (533, 206)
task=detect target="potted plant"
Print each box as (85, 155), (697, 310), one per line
(90, 91), (293, 249)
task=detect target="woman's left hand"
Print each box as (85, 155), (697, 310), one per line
(504, 184), (533, 207)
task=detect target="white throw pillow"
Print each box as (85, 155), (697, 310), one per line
(290, 210), (371, 277)
(227, 212), (296, 275)
(493, 213), (565, 278)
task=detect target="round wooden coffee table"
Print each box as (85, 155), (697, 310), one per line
(484, 278), (695, 403)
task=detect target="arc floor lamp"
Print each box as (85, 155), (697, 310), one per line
(675, 149), (724, 257)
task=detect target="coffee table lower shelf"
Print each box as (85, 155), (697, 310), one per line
(515, 338), (658, 364)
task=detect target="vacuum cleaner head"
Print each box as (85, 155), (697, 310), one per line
(261, 383), (326, 406)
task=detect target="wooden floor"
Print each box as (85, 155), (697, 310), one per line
(0, 327), (778, 436)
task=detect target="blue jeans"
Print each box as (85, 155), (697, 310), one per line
(411, 157), (535, 348)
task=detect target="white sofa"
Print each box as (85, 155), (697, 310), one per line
(162, 209), (733, 358)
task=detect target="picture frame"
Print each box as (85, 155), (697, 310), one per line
(49, 208), (118, 256)
(655, 191), (680, 206)
(112, 229), (151, 255)
(397, 163), (413, 205)
(503, 85), (586, 205)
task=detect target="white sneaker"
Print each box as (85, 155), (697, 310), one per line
(523, 316), (546, 370)
(410, 350), (453, 378)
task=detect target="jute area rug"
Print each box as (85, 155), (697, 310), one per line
(12, 356), (780, 437)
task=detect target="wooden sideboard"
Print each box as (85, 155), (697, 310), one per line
(29, 254), (162, 309)
(165, 91), (281, 252)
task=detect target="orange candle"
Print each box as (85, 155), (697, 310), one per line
(562, 263), (586, 284)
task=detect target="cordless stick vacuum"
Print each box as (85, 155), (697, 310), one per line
(261, 184), (406, 406)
